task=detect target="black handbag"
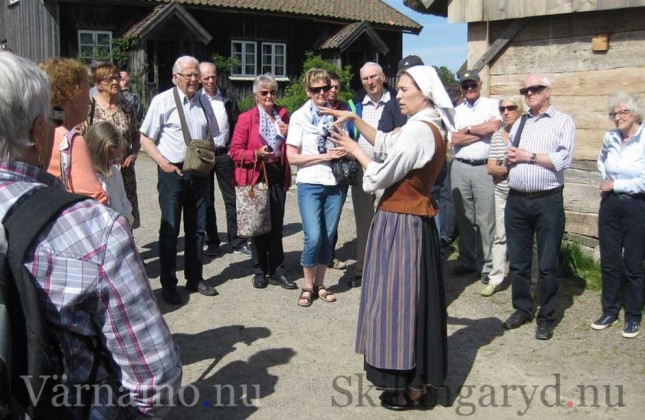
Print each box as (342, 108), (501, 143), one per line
(331, 157), (361, 186)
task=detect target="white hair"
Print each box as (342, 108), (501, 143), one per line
(525, 73), (551, 87)
(360, 62), (383, 75)
(199, 61), (216, 73)
(0, 53), (51, 160)
(172, 56), (199, 75)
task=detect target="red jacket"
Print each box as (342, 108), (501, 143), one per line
(229, 106), (291, 189)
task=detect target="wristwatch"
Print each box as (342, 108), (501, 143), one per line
(466, 126), (472, 134)
(530, 153), (537, 163)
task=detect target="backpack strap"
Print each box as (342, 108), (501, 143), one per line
(2, 187), (87, 419)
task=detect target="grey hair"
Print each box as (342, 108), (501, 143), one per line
(525, 73), (551, 87)
(360, 62), (383, 75)
(0, 53), (51, 160)
(253, 74), (278, 95)
(499, 95), (525, 114)
(199, 61), (216, 73)
(607, 91), (643, 123)
(172, 56), (199, 75)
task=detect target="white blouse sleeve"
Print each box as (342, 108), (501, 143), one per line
(362, 121), (437, 193)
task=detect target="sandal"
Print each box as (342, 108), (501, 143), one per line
(314, 285), (337, 303)
(297, 288), (314, 307)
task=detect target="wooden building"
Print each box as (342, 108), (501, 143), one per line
(1, 0), (421, 101)
(405, 0), (645, 248)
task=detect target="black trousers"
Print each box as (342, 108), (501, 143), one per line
(205, 153), (245, 249)
(598, 193), (645, 322)
(505, 190), (565, 324)
(250, 163), (287, 276)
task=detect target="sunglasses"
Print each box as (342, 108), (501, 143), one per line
(259, 90), (277, 97)
(461, 82), (478, 90)
(519, 85), (547, 95)
(309, 85), (332, 94)
(499, 105), (519, 112)
(101, 75), (121, 83)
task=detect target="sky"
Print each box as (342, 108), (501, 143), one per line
(382, 0), (467, 75)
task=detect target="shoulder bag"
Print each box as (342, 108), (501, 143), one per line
(235, 155), (271, 237)
(172, 88), (216, 177)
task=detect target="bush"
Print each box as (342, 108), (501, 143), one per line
(560, 240), (602, 289)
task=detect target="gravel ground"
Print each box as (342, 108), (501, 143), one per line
(132, 153), (643, 420)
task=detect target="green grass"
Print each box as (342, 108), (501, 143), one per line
(559, 240), (602, 290)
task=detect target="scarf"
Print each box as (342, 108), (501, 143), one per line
(290, 100), (335, 153)
(258, 105), (284, 158)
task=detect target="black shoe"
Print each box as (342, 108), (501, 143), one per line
(535, 323), (554, 340)
(452, 265), (477, 276)
(268, 274), (297, 289)
(380, 391), (428, 411)
(186, 281), (219, 296)
(503, 311), (532, 330)
(350, 277), (362, 288)
(480, 274), (490, 284)
(233, 243), (252, 256)
(161, 287), (182, 305)
(253, 274), (268, 289)
(204, 244), (223, 258)
(590, 313), (618, 330)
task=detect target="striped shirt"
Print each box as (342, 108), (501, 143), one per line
(507, 106), (575, 192)
(359, 90), (391, 160)
(140, 87), (219, 163)
(489, 128), (510, 195)
(453, 96), (501, 160)
(597, 124), (645, 195)
(0, 161), (182, 418)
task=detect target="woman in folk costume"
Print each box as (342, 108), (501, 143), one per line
(324, 65), (454, 410)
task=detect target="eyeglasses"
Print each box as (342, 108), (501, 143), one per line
(499, 105), (519, 112)
(259, 90), (277, 97)
(176, 72), (200, 80)
(361, 73), (383, 83)
(519, 85), (547, 95)
(201, 75), (216, 81)
(609, 109), (631, 119)
(461, 82), (479, 90)
(309, 85), (332, 94)
(102, 75), (121, 83)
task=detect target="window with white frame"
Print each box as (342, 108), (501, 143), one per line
(261, 42), (286, 77)
(231, 41), (257, 76)
(78, 30), (112, 63)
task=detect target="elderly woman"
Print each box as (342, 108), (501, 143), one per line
(482, 96), (524, 296)
(592, 92), (644, 338)
(229, 74), (295, 290)
(287, 68), (346, 307)
(325, 65), (453, 410)
(82, 63), (141, 228)
(40, 58), (107, 205)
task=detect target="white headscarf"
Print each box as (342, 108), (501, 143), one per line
(404, 65), (456, 134)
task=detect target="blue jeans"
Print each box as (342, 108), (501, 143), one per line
(158, 168), (207, 288)
(297, 183), (346, 268)
(505, 189), (565, 324)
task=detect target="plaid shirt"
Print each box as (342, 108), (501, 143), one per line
(0, 161), (182, 418)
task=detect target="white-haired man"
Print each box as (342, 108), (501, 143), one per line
(0, 52), (181, 418)
(140, 55), (220, 304)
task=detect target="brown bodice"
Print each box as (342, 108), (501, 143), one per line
(378, 122), (446, 217)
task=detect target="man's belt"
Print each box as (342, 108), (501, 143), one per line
(509, 186), (563, 199)
(455, 157), (487, 166)
(214, 146), (229, 156)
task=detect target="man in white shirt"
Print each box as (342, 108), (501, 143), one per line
(140, 56), (220, 304)
(450, 70), (501, 284)
(199, 61), (251, 258)
(346, 62), (400, 287)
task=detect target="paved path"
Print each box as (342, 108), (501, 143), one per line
(132, 153), (642, 420)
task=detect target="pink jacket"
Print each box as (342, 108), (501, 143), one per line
(229, 106), (292, 189)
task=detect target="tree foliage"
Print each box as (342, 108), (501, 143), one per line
(276, 51), (354, 114)
(432, 65), (458, 87)
(211, 53), (239, 75)
(112, 37), (139, 69)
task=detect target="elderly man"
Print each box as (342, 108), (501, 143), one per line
(198, 61), (251, 258)
(346, 62), (405, 287)
(502, 74), (575, 340)
(450, 70), (501, 284)
(0, 52), (181, 418)
(140, 56), (220, 304)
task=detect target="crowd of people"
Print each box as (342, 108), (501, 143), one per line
(0, 46), (642, 416)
